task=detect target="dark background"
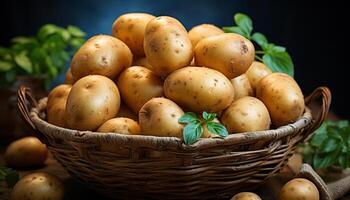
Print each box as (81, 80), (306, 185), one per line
(0, 0), (347, 118)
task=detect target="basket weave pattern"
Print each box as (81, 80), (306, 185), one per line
(17, 86), (331, 199)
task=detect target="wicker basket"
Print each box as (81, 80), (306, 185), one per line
(17, 86), (331, 200)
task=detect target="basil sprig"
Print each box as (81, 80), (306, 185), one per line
(223, 13), (294, 77)
(179, 112), (228, 145)
(0, 166), (19, 192)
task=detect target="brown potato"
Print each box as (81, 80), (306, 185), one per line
(231, 74), (253, 100)
(5, 137), (48, 168)
(70, 35), (132, 79)
(188, 24), (224, 47)
(47, 84), (72, 127)
(64, 68), (77, 84)
(279, 178), (319, 200)
(66, 75), (120, 131)
(112, 13), (155, 57)
(195, 33), (255, 79)
(256, 73), (304, 127)
(116, 103), (138, 121)
(221, 97), (271, 133)
(117, 66), (163, 114)
(97, 117), (141, 135)
(164, 67), (234, 112)
(132, 57), (153, 69)
(245, 61), (272, 91)
(11, 172), (64, 200)
(144, 16), (193, 77)
(231, 192), (262, 200)
(139, 97), (184, 137)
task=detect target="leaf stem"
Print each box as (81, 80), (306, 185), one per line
(255, 50), (265, 54)
(255, 55), (263, 62)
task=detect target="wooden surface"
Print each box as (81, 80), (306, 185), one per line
(1, 147), (349, 200)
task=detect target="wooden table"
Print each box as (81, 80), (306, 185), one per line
(1, 147), (349, 200)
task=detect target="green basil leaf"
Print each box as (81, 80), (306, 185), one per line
(4, 70), (16, 83)
(179, 112), (198, 124)
(234, 13), (253, 38)
(310, 126), (327, 147)
(11, 36), (37, 45)
(262, 51), (294, 77)
(206, 122), (228, 137)
(67, 25), (86, 38)
(69, 38), (85, 50)
(38, 24), (61, 41)
(251, 32), (268, 47)
(183, 123), (203, 145)
(58, 29), (71, 42)
(5, 170), (19, 188)
(313, 153), (336, 169)
(0, 61), (14, 72)
(222, 26), (246, 37)
(14, 52), (32, 73)
(45, 57), (58, 78)
(338, 153), (349, 168)
(320, 138), (339, 153)
(202, 112), (216, 122)
(270, 45), (286, 53)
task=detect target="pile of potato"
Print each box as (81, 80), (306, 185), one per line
(48, 13), (305, 141)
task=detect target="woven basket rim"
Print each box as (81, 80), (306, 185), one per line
(30, 97), (313, 151)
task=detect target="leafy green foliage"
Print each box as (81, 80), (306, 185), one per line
(223, 13), (294, 77)
(178, 112), (228, 145)
(0, 166), (20, 192)
(0, 24), (86, 88)
(302, 120), (350, 169)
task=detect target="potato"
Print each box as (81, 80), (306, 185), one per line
(116, 103), (138, 121)
(256, 73), (304, 127)
(231, 192), (261, 200)
(97, 117), (141, 135)
(221, 97), (271, 133)
(70, 35), (132, 79)
(139, 97), (184, 137)
(245, 61), (272, 91)
(144, 16), (193, 77)
(279, 178), (319, 200)
(66, 75), (120, 131)
(11, 172), (64, 200)
(117, 66), (163, 114)
(188, 24), (224, 47)
(231, 74), (253, 100)
(164, 67), (234, 112)
(64, 68), (76, 84)
(47, 84), (72, 127)
(195, 33), (255, 79)
(132, 57), (152, 69)
(5, 137), (48, 168)
(112, 13), (155, 57)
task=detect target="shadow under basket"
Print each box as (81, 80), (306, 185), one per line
(17, 86), (331, 200)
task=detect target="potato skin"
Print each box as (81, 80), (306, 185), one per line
(5, 137), (48, 168)
(11, 172), (64, 200)
(245, 61), (272, 91)
(97, 117), (141, 135)
(66, 75), (120, 131)
(112, 13), (155, 57)
(64, 68), (76, 84)
(231, 192), (262, 200)
(188, 24), (224, 47)
(164, 67), (234, 112)
(139, 97), (184, 137)
(116, 104), (138, 121)
(221, 97), (271, 133)
(195, 33), (255, 79)
(70, 35), (132, 79)
(132, 57), (153, 69)
(231, 74), (253, 100)
(279, 178), (319, 200)
(256, 73), (304, 127)
(144, 16), (193, 77)
(117, 66), (164, 114)
(47, 84), (72, 127)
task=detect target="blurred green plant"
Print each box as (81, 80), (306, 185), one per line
(302, 120), (350, 170)
(223, 13), (294, 77)
(0, 166), (19, 192)
(0, 24), (86, 88)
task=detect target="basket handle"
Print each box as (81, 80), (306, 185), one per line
(304, 86), (332, 137)
(17, 86), (39, 131)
